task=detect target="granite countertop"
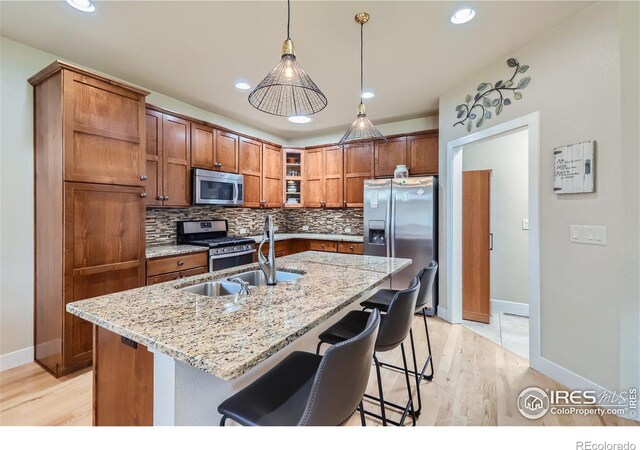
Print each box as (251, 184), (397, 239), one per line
(146, 244), (208, 259)
(246, 233), (363, 243)
(146, 233), (363, 259)
(67, 252), (410, 380)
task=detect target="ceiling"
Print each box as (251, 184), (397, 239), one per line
(1, 1), (593, 140)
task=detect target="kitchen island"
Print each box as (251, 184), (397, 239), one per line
(67, 252), (411, 426)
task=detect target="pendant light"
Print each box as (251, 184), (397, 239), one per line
(339, 12), (386, 145)
(248, 0), (328, 117)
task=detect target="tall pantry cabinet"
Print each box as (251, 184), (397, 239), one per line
(29, 61), (149, 377)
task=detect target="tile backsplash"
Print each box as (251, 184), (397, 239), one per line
(146, 207), (363, 245)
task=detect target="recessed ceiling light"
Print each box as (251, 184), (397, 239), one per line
(288, 116), (312, 124)
(235, 82), (251, 90)
(450, 8), (475, 24)
(361, 91), (375, 99)
(66, 0), (95, 13)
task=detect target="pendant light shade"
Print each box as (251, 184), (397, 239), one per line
(339, 12), (386, 145)
(249, 0), (327, 117)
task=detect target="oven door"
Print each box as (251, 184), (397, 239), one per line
(209, 249), (256, 272)
(194, 171), (244, 206)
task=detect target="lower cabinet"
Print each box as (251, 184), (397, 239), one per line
(337, 242), (364, 254)
(254, 239), (363, 260)
(146, 252), (208, 285)
(93, 326), (153, 426)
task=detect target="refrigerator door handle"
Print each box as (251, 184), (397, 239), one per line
(385, 189), (392, 258)
(390, 189), (396, 258)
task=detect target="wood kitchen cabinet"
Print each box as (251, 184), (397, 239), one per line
(191, 125), (239, 174)
(146, 252), (208, 285)
(303, 146), (344, 208)
(239, 137), (263, 208)
(145, 107), (191, 207)
(262, 144), (283, 208)
(215, 130), (240, 173)
(343, 142), (375, 208)
(30, 61), (149, 377)
(375, 132), (439, 177)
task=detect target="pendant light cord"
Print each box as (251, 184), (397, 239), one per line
(287, 0), (291, 40)
(360, 22), (364, 105)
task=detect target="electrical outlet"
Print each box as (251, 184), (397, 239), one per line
(302, 225), (309, 231)
(344, 228), (352, 234)
(522, 219), (529, 230)
(273, 226), (279, 232)
(239, 228), (247, 235)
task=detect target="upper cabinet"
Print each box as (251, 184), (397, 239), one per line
(145, 108), (191, 208)
(215, 130), (240, 173)
(343, 143), (375, 208)
(375, 132), (439, 177)
(262, 144), (283, 208)
(239, 137), (263, 208)
(303, 146), (343, 208)
(62, 71), (147, 187)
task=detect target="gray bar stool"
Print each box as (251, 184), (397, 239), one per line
(316, 277), (420, 426)
(360, 261), (438, 418)
(218, 309), (381, 426)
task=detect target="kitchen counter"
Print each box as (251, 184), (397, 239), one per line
(145, 244), (207, 259)
(67, 252), (409, 381)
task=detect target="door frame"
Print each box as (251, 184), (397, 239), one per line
(443, 112), (541, 366)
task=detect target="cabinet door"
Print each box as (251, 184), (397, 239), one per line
(323, 146), (344, 208)
(343, 143), (374, 207)
(304, 148), (324, 208)
(63, 71), (145, 187)
(145, 110), (163, 206)
(214, 130), (239, 173)
(64, 183), (145, 369)
(239, 137), (262, 208)
(375, 136), (406, 177)
(262, 144), (283, 208)
(162, 114), (191, 207)
(407, 133), (439, 175)
(191, 123), (215, 170)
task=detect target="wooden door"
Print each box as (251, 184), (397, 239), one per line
(407, 133), (439, 175)
(63, 71), (146, 187)
(64, 183), (145, 369)
(304, 148), (324, 207)
(343, 143), (374, 207)
(375, 136), (407, 177)
(239, 137), (262, 208)
(191, 123), (215, 170)
(145, 109), (163, 207)
(214, 130), (239, 173)
(161, 114), (190, 207)
(262, 144), (282, 207)
(462, 170), (491, 324)
(93, 326), (153, 426)
(323, 146), (344, 208)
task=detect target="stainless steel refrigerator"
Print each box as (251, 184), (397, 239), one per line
(364, 177), (438, 315)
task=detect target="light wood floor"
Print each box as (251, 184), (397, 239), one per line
(1, 316), (637, 426)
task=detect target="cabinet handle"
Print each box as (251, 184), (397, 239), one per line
(177, 260), (185, 266)
(349, 245), (354, 250)
(140, 192), (147, 198)
(164, 196), (170, 201)
(343, 201), (347, 209)
(140, 175), (148, 181)
(157, 195), (164, 200)
(214, 162), (222, 168)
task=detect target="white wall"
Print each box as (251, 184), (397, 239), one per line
(462, 128), (529, 305)
(438, 2), (636, 392)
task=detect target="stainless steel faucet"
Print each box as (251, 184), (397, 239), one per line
(258, 215), (277, 285)
(229, 278), (251, 296)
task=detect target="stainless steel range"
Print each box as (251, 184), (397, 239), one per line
(177, 220), (256, 272)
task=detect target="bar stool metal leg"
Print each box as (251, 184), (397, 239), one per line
(359, 401), (366, 426)
(399, 343), (417, 426)
(409, 329), (423, 416)
(422, 309), (434, 381)
(220, 415), (227, 426)
(373, 354), (388, 426)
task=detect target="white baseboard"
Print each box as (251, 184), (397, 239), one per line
(0, 346), (33, 372)
(437, 306), (452, 323)
(491, 298), (529, 316)
(531, 354), (637, 421)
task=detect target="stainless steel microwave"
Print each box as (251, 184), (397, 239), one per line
(192, 169), (244, 206)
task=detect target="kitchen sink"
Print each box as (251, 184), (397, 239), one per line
(180, 281), (246, 297)
(226, 270), (302, 286)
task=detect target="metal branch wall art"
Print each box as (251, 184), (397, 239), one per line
(454, 58), (531, 132)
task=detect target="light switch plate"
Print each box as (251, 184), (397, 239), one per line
(302, 225), (309, 231)
(570, 225), (606, 245)
(239, 228), (247, 234)
(344, 228), (352, 233)
(273, 226), (279, 232)
(522, 219), (529, 230)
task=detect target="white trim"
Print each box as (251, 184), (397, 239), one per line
(437, 305), (451, 322)
(0, 346), (34, 372)
(445, 112), (541, 369)
(535, 355), (638, 421)
(152, 350), (177, 426)
(491, 298), (530, 316)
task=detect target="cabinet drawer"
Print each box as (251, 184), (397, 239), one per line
(258, 240), (287, 254)
(146, 252), (208, 277)
(309, 240), (338, 252)
(337, 242), (364, 255)
(146, 265), (208, 286)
